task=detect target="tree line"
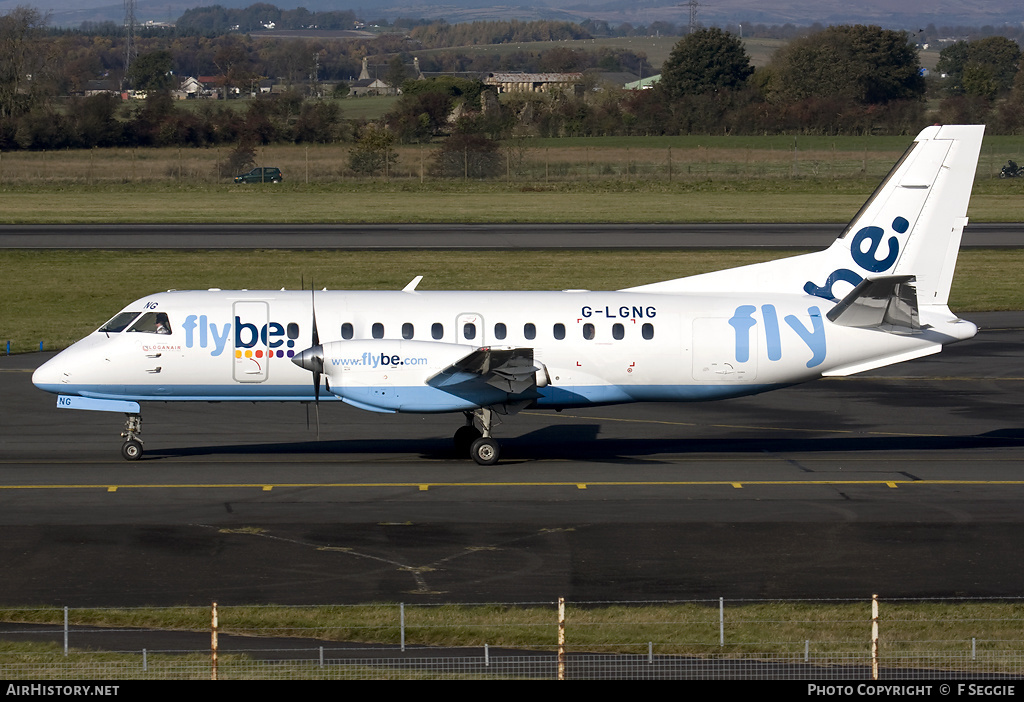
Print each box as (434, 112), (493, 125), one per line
(2, 7), (1023, 161)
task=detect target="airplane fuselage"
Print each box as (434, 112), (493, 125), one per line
(33, 288), (973, 413)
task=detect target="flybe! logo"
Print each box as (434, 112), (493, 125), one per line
(181, 314), (300, 357)
(804, 217), (908, 301)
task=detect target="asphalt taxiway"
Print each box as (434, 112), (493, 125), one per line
(2, 311), (1023, 606)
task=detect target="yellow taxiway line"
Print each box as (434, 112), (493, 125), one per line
(1, 479), (1023, 492)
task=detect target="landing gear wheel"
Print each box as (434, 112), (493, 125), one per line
(470, 437), (500, 466)
(454, 425), (482, 455)
(121, 439), (143, 461)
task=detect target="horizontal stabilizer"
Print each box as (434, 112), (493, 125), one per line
(826, 275), (920, 331)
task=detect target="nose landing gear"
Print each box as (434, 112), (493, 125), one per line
(120, 413), (143, 461)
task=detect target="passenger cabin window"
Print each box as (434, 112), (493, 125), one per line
(372, 322), (384, 339)
(99, 311), (141, 333)
(287, 323), (299, 342)
(553, 323), (565, 340)
(612, 323), (625, 340)
(524, 323), (536, 340)
(341, 323), (354, 340)
(127, 312), (172, 335)
(642, 323), (654, 340)
(494, 323), (507, 340)
(463, 322), (477, 341)
(583, 323), (595, 340)
(402, 322), (414, 340)
(431, 323), (444, 340)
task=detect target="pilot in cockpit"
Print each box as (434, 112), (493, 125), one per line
(155, 313), (171, 334)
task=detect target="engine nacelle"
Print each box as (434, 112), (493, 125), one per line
(319, 339), (491, 413)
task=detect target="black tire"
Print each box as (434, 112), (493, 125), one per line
(121, 440), (143, 461)
(470, 437), (500, 466)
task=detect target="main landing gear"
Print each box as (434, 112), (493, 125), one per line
(454, 408), (501, 466)
(120, 413), (143, 461)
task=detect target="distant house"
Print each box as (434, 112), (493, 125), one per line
(177, 76), (203, 98)
(349, 56), (423, 96)
(484, 72), (584, 95)
(349, 77), (391, 97)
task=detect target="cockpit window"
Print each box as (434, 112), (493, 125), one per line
(127, 312), (172, 334)
(98, 311), (141, 333)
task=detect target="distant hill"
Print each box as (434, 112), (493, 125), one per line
(6, 0), (1023, 30)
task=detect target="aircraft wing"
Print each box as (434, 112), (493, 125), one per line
(427, 346), (542, 400)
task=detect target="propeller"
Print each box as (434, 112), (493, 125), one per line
(291, 280), (325, 437)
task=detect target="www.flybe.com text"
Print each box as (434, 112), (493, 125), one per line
(331, 353), (429, 368)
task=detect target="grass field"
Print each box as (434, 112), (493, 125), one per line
(1, 180), (1022, 223)
(2, 135), (1022, 223)
(2, 248), (1019, 353)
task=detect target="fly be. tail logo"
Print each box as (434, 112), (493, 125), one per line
(804, 217), (909, 301)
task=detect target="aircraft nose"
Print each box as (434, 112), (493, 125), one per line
(32, 354), (66, 392)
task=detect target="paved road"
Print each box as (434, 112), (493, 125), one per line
(1, 222), (1023, 249)
(2, 311), (1023, 606)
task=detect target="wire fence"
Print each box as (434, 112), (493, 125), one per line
(3, 597), (1024, 680)
(5, 142), (1015, 185)
(3, 141), (1020, 187)
(3, 651), (1023, 681)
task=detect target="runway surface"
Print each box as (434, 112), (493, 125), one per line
(2, 222), (1024, 249)
(2, 311), (1023, 606)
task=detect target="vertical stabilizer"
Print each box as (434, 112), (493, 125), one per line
(624, 125), (985, 304)
(888, 125), (983, 306)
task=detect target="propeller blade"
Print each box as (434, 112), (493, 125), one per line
(294, 279), (324, 438)
(311, 281), (321, 438)
(311, 289), (320, 347)
(292, 281), (325, 438)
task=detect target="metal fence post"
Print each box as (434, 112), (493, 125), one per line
(400, 602), (405, 652)
(719, 597), (724, 647)
(211, 601), (218, 681)
(871, 594), (880, 681)
(558, 597), (566, 680)
(63, 606), (68, 656)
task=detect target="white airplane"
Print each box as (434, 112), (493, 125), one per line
(33, 124), (984, 465)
